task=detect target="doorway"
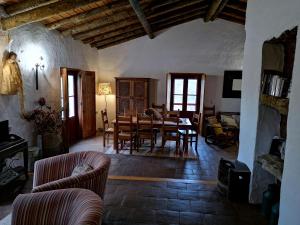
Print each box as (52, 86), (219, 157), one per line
(61, 68), (96, 148)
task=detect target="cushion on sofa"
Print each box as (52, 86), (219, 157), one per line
(71, 163), (93, 176)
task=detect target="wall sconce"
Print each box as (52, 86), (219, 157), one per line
(97, 83), (112, 109)
(34, 56), (45, 90)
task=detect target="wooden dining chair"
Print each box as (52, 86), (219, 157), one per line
(167, 110), (181, 118)
(161, 113), (180, 154)
(116, 115), (136, 154)
(180, 113), (201, 152)
(137, 114), (155, 152)
(101, 109), (114, 147)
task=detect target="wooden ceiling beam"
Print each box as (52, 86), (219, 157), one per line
(1, 0), (102, 30)
(73, 16), (139, 40)
(91, 28), (145, 47)
(5, 0), (59, 15)
(150, 0), (181, 11)
(204, 0), (229, 22)
(149, 0), (205, 19)
(96, 12), (204, 49)
(129, 0), (154, 39)
(225, 3), (246, 13)
(218, 14), (245, 25)
(63, 0), (204, 37)
(96, 32), (144, 49)
(83, 24), (142, 44)
(74, 1), (207, 41)
(46, 1), (129, 30)
(220, 11), (245, 22)
(89, 6), (205, 45)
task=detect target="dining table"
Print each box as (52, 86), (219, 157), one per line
(111, 117), (193, 152)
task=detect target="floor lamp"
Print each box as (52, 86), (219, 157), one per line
(97, 83), (112, 110)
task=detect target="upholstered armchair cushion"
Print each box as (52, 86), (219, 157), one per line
(12, 188), (104, 225)
(32, 151), (111, 199)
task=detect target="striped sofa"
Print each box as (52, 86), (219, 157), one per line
(12, 188), (104, 225)
(32, 151), (111, 199)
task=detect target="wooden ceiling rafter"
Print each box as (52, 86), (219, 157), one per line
(204, 0), (229, 22)
(1, 0), (102, 30)
(96, 11), (204, 49)
(0, 0), (247, 49)
(73, 16), (140, 40)
(5, 0), (60, 15)
(46, 0), (129, 30)
(129, 0), (154, 39)
(89, 5), (206, 47)
(72, 0), (207, 41)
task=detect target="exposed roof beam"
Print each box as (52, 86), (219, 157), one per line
(5, 0), (59, 15)
(84, 24), (143, 44)
(46, 1), (129, 30)
(74, 0), (207, 41)
(226, 3), (246, 13)
(204, 0), (229, 22)
(74, 17), (139, 40)
(1, 0), (102, 30)
(91, 28), (145, 47)
(61, 11), (136, 36)
(220, 11), (245, 22)
(150, 0), (181, 11)
(128, 0), (154, 39)
(88, 7), (205, 45)
(61, 0), (203, 37)
(218, 14), (245, 25)
(148, 0), (205, 20)
(96, 12), (203, 49)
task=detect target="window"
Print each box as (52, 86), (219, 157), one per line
(60, 74), (77, 119)
(170, 74), (201, 113)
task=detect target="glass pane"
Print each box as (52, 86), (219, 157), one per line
(187, 95), (196, 104)
(174, 79), (184, 94)
(173, 105), (182, 111)
(69, 96), (75, 117)
(188, 79), (197, 95)
(60, 77), (63, 98)
(68, 75), (74, 96)
(174, 94), (183, 104)
(187, 105), (196, 111)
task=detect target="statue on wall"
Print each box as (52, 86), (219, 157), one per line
(0, 51), (25, 115)
(0, 51), (23, 95)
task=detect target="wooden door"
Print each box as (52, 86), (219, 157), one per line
(79, 71), (96, 138)
(61, 68), (81, 148)
(116, 79), (131, 115)
(132, 80), (148, 114)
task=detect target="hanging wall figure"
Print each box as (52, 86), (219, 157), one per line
(0, 51), (25, 115)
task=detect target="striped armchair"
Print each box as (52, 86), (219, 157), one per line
(12, 188), (104, 225)
(32, 151), (111, 199)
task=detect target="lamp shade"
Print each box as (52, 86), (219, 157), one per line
(97, 83), (112, 95)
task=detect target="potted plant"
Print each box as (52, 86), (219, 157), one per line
(25, 97), (62, 158)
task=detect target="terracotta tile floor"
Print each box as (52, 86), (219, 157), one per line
(0, 135), (268, 225)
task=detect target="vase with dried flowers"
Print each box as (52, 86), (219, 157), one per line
(25, 97), (62, 158)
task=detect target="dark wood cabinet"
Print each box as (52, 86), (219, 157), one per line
(115, 78), (156, 116)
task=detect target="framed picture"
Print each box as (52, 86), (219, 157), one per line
(222, 70), (242, 98)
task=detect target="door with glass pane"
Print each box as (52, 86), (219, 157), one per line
(170, 74), (201, 118)
(61, 68), (80, 146)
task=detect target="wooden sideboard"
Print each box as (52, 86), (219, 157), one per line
(115, 77), (156, 116)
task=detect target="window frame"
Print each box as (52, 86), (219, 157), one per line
(170, 73), (202, 112)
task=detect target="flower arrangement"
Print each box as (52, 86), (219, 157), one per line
(25, 97), (62, 135)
